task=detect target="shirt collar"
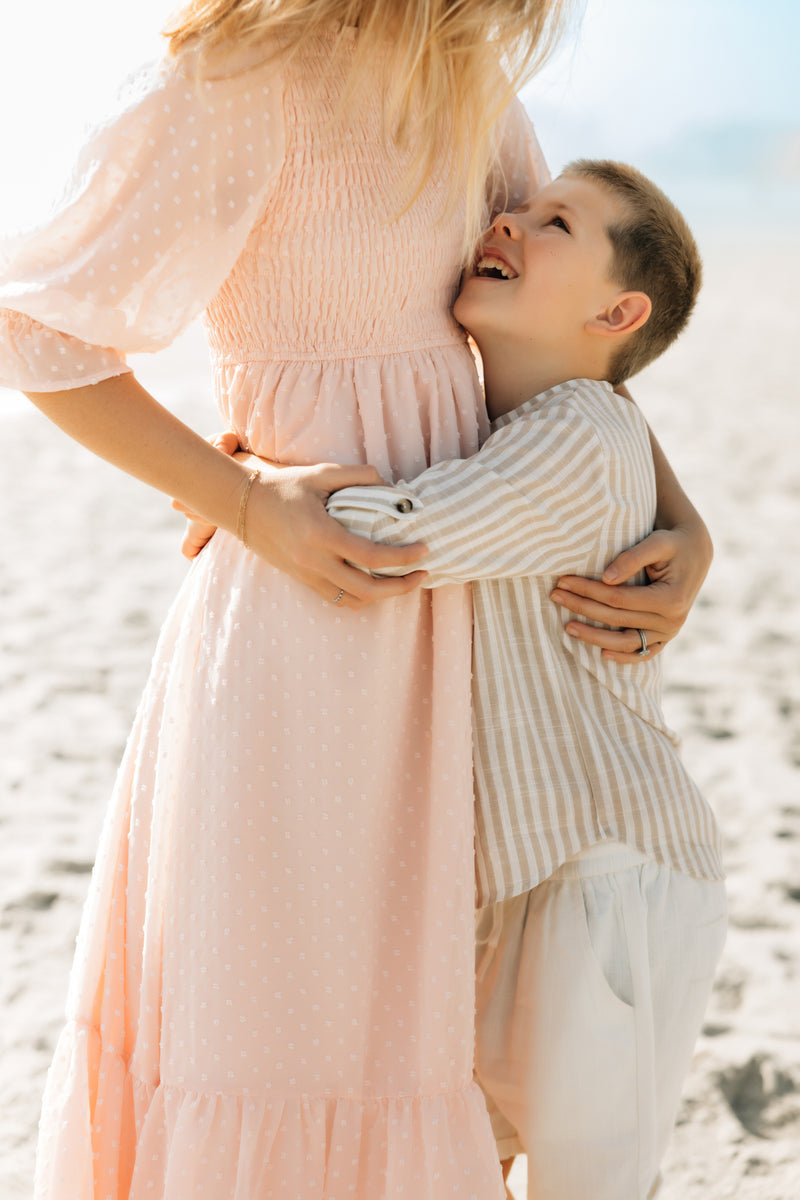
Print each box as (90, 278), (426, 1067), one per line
(490, 378), (614, 432)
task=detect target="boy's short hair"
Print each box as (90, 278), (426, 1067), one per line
(563, 159), (702, 385)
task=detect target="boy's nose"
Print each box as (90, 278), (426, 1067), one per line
(491, 213), (520, 240)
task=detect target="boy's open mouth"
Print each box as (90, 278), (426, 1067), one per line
(475, 254), (518, 280)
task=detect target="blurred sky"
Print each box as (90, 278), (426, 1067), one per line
(524, 0), (799, 155)
(0, 0), (796, 228)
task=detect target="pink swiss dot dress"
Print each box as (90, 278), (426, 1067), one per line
(0, 29), (546, 1200)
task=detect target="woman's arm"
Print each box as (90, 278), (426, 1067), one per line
(551, 425), (712, 663)
(25, 374), (429, 609)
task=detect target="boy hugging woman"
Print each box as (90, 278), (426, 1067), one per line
(201, 159), (726, 1199)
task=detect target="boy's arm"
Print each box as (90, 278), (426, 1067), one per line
(551, 421), (712, 663)
(327, 404), (608, 586)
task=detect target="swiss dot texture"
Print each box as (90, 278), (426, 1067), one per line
(2, 31), (548, 1200)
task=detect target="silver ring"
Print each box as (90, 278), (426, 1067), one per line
(637, 629), (648, 657)
(332, 588), (345, 605)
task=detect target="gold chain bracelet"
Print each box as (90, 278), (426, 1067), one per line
(236, 468), (260, 548)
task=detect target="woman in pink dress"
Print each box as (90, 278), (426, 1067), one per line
(0, 2), (711, 1197)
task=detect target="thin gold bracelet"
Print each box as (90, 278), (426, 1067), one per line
(236, 468), (260, 548)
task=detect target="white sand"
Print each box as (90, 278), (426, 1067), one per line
(2, 237), (799, 1199)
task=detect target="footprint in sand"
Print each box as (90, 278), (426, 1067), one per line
(3, 891), (59, 912)
(711, 964), (747, 1012)
(47, 859), (93, 876)
(717, 1054), (800, 1139)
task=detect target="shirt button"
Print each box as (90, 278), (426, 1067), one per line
(396, 499), (413, 514)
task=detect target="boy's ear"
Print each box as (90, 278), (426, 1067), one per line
(585, 291), (651, 339)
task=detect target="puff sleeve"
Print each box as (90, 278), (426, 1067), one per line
(487, 96), (550, 219)
(0, 54), (285, 391)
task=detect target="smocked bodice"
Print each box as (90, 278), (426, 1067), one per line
(0, 33), (546, 398)
(205, 36), (466, 363)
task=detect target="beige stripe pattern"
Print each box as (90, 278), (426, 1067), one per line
(328, 379), (724, 905)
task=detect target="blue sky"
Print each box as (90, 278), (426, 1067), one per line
(0, 0), (796, 227)
(527, 0), (798, 141)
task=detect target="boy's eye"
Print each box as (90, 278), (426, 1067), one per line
(550, 215), (570, 232)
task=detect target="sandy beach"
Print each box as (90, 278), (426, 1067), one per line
(1, 232), (799, 1198)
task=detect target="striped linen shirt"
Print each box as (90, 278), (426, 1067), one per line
(328, 378), (724, 906)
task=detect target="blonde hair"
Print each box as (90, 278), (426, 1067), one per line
(164, 0), (572, 260)
(563, 159), (703, 385)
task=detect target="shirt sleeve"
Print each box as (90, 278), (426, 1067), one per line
(0, 53), (285, 392)
(486, 96), (551, 220)
(326, 400), (609, 587)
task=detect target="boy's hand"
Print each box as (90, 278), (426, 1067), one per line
(172, 432), (240, 559)
(550, 525), (712, 663)
(175, 511), (220, 559)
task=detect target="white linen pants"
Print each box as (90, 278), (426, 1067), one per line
(474, 843), (727, 1200)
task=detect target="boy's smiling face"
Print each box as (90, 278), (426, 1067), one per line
(454, 174), (627, 356)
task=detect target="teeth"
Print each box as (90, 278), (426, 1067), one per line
(476, 256), (517, 279)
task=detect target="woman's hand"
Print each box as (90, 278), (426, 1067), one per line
(25, 378), (426, 610)
(550, 523), (713, 664)
(174, 431), (430, 608)
(242, 461), (429, 608)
